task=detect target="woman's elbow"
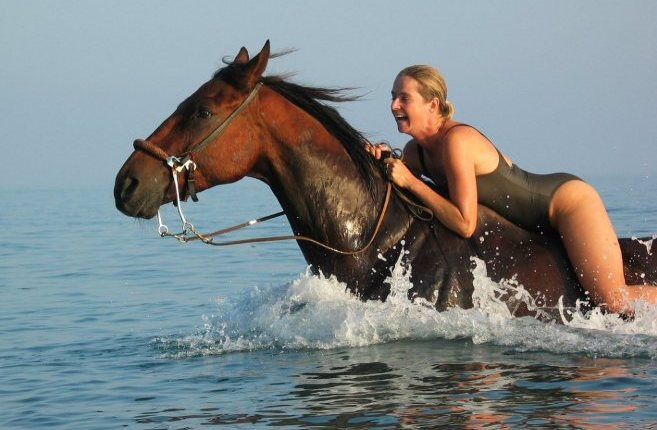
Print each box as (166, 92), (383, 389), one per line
(456, 220), (477, 239)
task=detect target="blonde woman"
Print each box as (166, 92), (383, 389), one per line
(366, 65), (657, 314)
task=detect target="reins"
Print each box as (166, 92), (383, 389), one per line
(160, 180), (394, 255)
(132, 81), (409, 255)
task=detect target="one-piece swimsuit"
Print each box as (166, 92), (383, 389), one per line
(417, 124), (580, 232)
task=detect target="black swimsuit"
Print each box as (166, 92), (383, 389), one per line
(417, 125), (580, 232)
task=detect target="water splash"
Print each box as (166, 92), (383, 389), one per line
(154, 252), (657, 359)
(631, 234), (657, 255)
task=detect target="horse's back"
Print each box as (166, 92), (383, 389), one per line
(469, 207), (584, 313)
(469, 208), (657, 314)
(620, 236), (657, 284)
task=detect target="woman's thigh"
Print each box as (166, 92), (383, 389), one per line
(550, 181), (626, 304)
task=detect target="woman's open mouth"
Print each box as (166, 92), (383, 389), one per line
(394, 113), (409, 127)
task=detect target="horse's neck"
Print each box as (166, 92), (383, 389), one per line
(266, 135), (381, 247)
(247, 89), (388, 251)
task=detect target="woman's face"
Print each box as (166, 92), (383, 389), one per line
(390, 75), (434, 137)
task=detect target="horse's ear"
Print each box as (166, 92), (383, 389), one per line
(243, 40), (270, 87)
(234, 47), (250, 65)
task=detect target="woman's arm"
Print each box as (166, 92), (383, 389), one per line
(385, 134), (479, 238)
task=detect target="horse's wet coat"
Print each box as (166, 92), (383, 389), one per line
(115, 41), (657, 318)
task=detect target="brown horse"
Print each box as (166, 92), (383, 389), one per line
(114, 41), (657, 318)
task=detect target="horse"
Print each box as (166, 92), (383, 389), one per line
(114, 41), (657, 319)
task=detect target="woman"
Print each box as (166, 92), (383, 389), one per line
(366, 65), (657, 314)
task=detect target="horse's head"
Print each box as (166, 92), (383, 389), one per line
(114, 41), (271, 219)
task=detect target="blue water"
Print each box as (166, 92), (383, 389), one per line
(3, 176), (657, 429)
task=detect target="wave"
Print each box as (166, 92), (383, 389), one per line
(153, 250), (657, 359)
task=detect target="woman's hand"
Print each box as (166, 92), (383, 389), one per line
(365, 142), (416, 188)
(364, 142), (391, 160)
(383, 158), (416, 189)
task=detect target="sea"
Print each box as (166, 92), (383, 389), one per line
(3, 175), (657, 429)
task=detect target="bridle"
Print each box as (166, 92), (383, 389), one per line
(131, 81), (403, 255)
(134, 82), (265, 202)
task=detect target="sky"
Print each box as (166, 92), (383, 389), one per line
(1, 0), (656, 191)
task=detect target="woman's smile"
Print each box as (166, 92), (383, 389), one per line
(393, 111), (410, 130)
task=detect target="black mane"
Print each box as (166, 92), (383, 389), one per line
(213, 61), (379, 194)
(261, 76), (378, 192)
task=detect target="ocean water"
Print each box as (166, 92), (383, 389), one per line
(3, 175), (657, 429)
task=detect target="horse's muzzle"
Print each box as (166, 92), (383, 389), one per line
(114, 157), (167, 219)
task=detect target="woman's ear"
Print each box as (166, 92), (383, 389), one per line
(430, 97), (440, 113)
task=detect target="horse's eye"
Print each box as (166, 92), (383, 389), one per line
(197, 108), (212, 119)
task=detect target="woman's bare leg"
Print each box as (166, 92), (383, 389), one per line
(551, 180), (657, 314)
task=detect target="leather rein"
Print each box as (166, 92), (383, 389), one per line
(132, 82), (399, 255)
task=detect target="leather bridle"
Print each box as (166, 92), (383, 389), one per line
(130, 81), (400, 255)
(134, 82), (265, 202)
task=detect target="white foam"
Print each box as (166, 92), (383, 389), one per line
(631, 234), (657, 255)
(157, 251), (657, 359)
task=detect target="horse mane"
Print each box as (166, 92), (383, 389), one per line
(261, 76), (378, 193)
(213, 60), (379, 195)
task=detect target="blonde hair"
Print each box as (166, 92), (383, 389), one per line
(398, 65), (455, 119)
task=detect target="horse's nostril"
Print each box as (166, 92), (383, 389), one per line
(114, 175), (140, 207)
(121, 176), (139, 200)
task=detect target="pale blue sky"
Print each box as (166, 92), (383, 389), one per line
(2, 0), (656, 190)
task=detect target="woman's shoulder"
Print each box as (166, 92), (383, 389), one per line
(442, 122), (481, 141)
(442, 122), (501, 169)
(442, 122), (492, 152)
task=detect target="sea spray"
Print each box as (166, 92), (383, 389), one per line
(155, 250), (657, 359)
(631, 234), (657, 256)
